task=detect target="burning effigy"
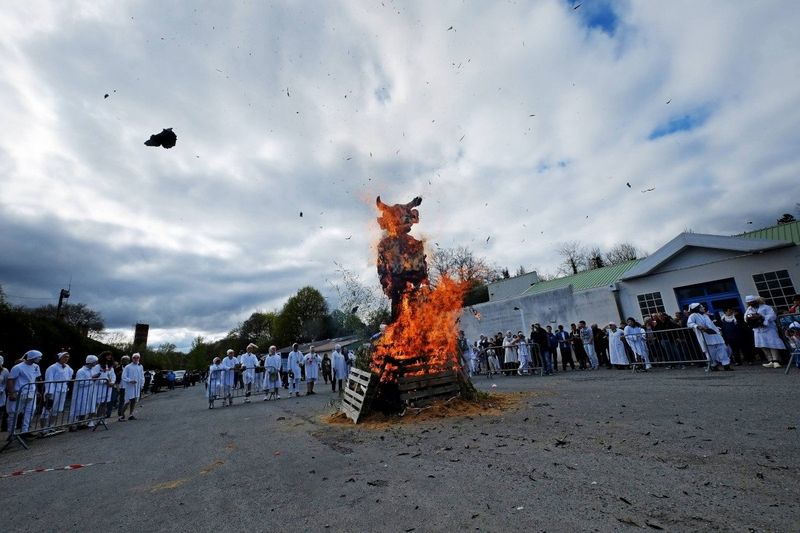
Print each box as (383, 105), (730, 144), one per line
(368, 196), (473, 412)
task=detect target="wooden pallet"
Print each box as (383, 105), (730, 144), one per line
(340, 368), (378, 424)
(398, 369), (461, 407)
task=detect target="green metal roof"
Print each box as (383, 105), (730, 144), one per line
(521, 259), (643, 296)
(738, 220), (800, 244)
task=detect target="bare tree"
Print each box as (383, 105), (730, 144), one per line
(587, 246), (605, 270)
(556, 241), (589, 275)
(429, 245), (501, 287)
(605, 242), (644, 265)
(515, 265), (527, 276)
(330, 264), (388, 322)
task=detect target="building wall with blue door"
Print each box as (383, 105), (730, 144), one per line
(617, 245), (800, 320)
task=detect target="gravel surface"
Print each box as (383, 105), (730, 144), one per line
(1, 366), (798, 532)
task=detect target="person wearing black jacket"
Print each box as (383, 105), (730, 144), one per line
(530, 323), (552, 375)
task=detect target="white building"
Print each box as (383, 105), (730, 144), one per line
(459, 221), (800, 339)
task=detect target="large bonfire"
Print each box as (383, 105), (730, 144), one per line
(371, 196), (468, 385)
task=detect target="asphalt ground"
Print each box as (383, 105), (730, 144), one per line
(1, 366), (798, 532)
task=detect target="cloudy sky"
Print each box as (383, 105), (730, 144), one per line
(2, 0), (799, 350)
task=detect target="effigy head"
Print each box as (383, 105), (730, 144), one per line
(376, 196), (422, 235)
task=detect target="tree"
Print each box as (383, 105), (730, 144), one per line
(231, 311), (277, 348)
(605, 242), (643, 265)
(274, 287), (330, 346)
(777, 213), (796, 225)
(587, 246), (605, 270)
(515, 265), (527, 276)
(556, 241), (589, 275)
(429, 246), (501, 288)
(0, 284), (8, 312)
(32, 302), (104, 336)
(331, 265), (388, 324)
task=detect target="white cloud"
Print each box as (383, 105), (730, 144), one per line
(1, 0), (799, 345)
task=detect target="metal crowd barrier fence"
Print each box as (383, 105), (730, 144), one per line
(2, 379), (109, 453)
(206, 367), (275, 408)
(778, 313), (800, 374)
(626, 327), (710, 371)
(469, 342), (544, 377)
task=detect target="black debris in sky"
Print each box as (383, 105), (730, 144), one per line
(299, 211), (303, 217)
(104, 93), (109, 99)
(626, 182), (632, 188)
(144, 128), (177, 149)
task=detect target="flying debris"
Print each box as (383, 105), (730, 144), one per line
(666, 99), (671, 104)
(345, 235), (352, 240)
(351, 306), (359, 314)
(447, 26), (454, 31)
(286, 88), (290, 97)
(104, 93), (109, 99)
(346, 157), (352, 160)
(470, 307), (482, 320)
(641, 187), (656, 193)
(299, 211), (303, 217)
(459, 135), (465, 142)
(486, 236), (491, 243)
(573, 3), (582, 9)
(144, 128), (177, 149)
(626, 182), (632, 188)
(529, 114), (535, 117)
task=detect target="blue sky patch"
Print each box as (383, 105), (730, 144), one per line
(569, 0), (619, 36)
(648, 107), (712, 140)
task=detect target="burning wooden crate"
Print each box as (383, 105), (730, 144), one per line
(396, 363), (460, 408)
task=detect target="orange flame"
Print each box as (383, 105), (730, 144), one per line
(371, 275), (467, 383)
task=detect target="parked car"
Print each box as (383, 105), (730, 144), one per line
(174, 370), (187, 385)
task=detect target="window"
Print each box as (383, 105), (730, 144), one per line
(637, 292), (665, 318)
(753, 270), (797, 311)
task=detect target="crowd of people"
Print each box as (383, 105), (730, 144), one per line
(0, 350), (147, 436)
(205, 343), (356, 408)
(460, 295), (800, 376)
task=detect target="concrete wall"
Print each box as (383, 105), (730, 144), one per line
(618, 245), (800, 318)
(487, 271), (540, 301)
(459, 285), (621, 342)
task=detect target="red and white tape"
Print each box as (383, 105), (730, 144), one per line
(1, 462), (107, 479)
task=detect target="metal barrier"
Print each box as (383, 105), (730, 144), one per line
(2, 379), (109, 453)
(470, 342), (544, 377)
(206, 367), (270, 408)
(626, 327), (709, 371)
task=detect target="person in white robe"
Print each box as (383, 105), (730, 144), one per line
(346, 349), (356, 374)
(623, 318), (652, 370)
(605, 323), (629, 368)
(95, 359), (116, 416)
(331, 344), (348, 393)
(516, 334), (531, 375)
(220, 350), (238, 406)
(0, 355), (9, 433)
(207, 357), (223, 408)
(119, 353), (145, 420)
(262, 346), (283, 400)
(502, 331), (518, 375)
(41, 351), (74, 426)
(240, 343), (260, 402)
(686, 303), (732, 370)
(287, 343), (304, 397)
(744, 295), (786, 368)
(304, 346), (321, 395)
(70, 355), (99, 426)
(7, 350), (43, 434)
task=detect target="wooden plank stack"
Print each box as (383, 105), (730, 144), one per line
(398, 368), (460, 407)
(341, 367), (377, 424)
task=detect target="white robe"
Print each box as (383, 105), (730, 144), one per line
(220, 356), (238, 388)
(331, 350), (348, 380)
(623, 326), (648, 356)
(304, 353), (321, 380)
(262, 354), (282, 390)
(207, 363), (223, 399)
(503, 336), (518, 364)
(287, 350), (303, 378)
(745, 304), (785, 349)
(70, 366), (97, 418)
(607, 329), (628, 365)
(95, 367), (116, 404)
(239, 353), (259, 385)
(121, 362), (145, 400)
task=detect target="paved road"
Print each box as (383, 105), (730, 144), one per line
(1, 367), (798, 532)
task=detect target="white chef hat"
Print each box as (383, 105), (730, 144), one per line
(688, 303), (701, 310)
(24, 350), (43, 361)
(132, 352), (141, 359)
(246, 343), (258, 350)
(745, 295), (756, 303)
(226, 349), (235, 355)
(0, 355), (4, 366)
(85, 355), (98, 364)
(334, 344), (341, 350)
(57, 351), (70, 359)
